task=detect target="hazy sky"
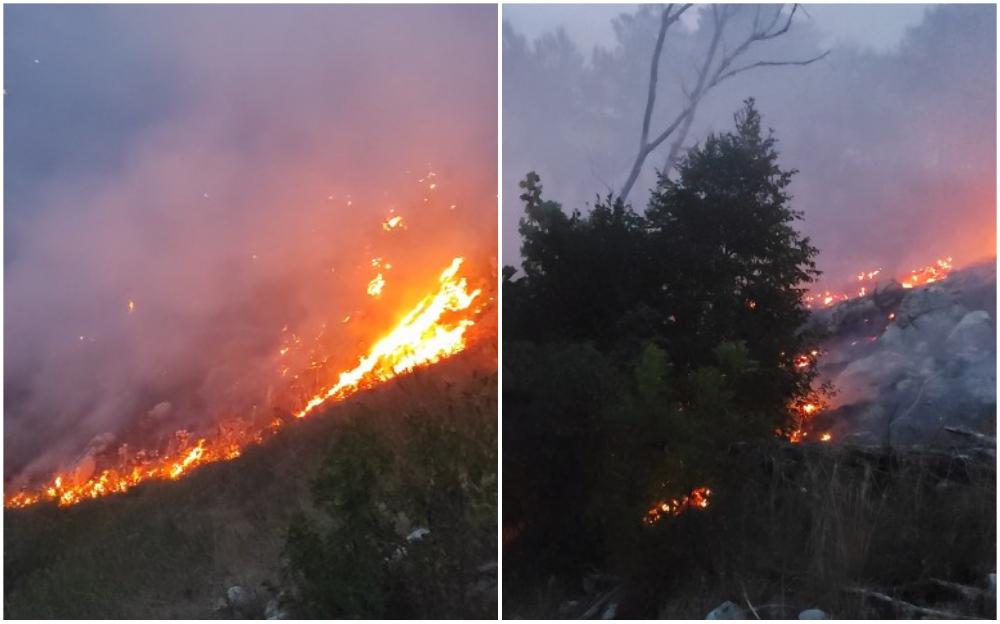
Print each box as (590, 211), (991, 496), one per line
(504, 4), (930, 53)
(502, 4), (995, 283)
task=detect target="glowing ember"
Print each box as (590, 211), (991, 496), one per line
(806, 256), (952, 309)
(367, 273), (386, 297)
(819, 432), (832, 442)
(642, 487), (712, 525)
(780, 393), (828, 444)
(900, 257), (952, 289)
(4, 257), (483, 509)
(382, 214), (405, 231)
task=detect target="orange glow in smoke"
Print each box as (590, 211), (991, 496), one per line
(4, 257), (483, 509)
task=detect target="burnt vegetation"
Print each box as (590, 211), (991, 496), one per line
(502, 101), (996, 618)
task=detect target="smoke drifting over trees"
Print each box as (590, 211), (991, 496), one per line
(503, 4), (995, 282)
(4, 6), (497, 484)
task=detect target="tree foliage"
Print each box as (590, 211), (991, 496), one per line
(504, 99), (821, 576)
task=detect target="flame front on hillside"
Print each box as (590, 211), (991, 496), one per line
(4, 257), (484, 509)
(805, 256), (954, 309)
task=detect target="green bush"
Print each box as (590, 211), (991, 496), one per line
(285, 383), (497, 619)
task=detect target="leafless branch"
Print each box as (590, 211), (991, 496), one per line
(845, 586), (976, 619)
(710, 51), (831, 87)
(619, 4), (830, 201)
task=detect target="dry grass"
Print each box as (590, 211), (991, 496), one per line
(505, 440), (996, 619)
(4, 342), (497, 619)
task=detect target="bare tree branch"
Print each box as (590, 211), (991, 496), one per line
(845, 586), (977, 619)
(638, 5), (692, 152)
(710, 50), (831, 87)
(619, 4), (830, 202)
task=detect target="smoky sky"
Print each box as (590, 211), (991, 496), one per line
(502, 4), (996, 289)
(4, 5), (497, 483)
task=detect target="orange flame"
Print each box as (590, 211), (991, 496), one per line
(805, 256), (952, 309)
(642, 486), (712, 525)
(5, 257), (482, 509)
(900, 257), (952, 289)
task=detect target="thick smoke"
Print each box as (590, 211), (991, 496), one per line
(503, 5), (995, 286)
(4, 6), (497, 484)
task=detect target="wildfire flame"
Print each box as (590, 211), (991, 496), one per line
(5, 257), (483, 509)
(901, 256), (953, 289)
(642, 486), (712, 525)
(805, 256), (953, 309)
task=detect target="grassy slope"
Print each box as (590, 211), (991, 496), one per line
(4, 338), (497, 619)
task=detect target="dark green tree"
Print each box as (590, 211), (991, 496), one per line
(644, 98), (820, 412)
(503, 99), (822, 581)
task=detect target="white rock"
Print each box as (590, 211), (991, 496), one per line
(265, 598), (289, 619)
(946, 310), (993, 363)
(601, 601), (618, 619)
(226, 585), (253, 610)
(706, 601), (746, 619)
(799, 608), (828, 619)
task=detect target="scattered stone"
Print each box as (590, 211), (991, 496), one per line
(601, 600), (618, 619)
(706, 600), (746, 619)
(226, 585), (254, 615)
(265, 598), (289, 620)
(799, 608), (828, 619)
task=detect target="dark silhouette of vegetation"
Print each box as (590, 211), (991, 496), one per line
(503, 99), (824, 592)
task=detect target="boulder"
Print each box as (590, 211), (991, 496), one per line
(945, 310), (994, 364)
(265, 598), (289, 620)
(896, 285), (957, 327)
(833, 351), (913, 404)
(799, 608), (828, 619)
(706, 601), (746, 619)
(226, 585), (255, 615)
(601, 600), (618, 619)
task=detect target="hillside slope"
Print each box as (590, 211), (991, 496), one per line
(4, 337), (497, 619)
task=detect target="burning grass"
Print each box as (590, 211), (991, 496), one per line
(805, 256), (954, 309)
(3, 336), (498, 619)
(5, 257), (486, 510)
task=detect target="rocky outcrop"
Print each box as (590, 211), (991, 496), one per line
(811, 261), (996, 449)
